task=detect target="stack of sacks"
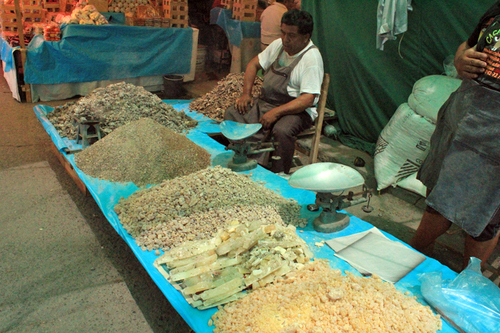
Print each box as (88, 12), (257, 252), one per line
(62, 4), (109, 25)
(374, 75), (462, 197)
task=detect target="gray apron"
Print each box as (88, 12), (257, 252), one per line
(420, 79), (500, 237)
(224, 45), (315, 172)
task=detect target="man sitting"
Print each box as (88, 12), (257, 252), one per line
(224, 9), (324, 174)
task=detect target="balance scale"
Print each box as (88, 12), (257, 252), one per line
(220, 121), (279, 172)
(288, 162), (370, 233)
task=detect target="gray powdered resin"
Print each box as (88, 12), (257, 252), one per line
(48, 82), (197, 139)
(115, 166), (307, 250)
(75, 118), (211, 186)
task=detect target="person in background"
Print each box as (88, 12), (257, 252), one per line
(224, 10), (324, 175)
(256, 1), (267, 22)
(260, 0), (296, 50)
(410, 1), (500, 271)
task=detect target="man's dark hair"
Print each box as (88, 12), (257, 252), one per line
(281, 9), (314, 36)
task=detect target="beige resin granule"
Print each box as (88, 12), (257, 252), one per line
(212, 260), (442, 333)
(189, 73), (263, 121)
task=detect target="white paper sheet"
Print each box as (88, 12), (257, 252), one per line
(327, 228), (426, 283)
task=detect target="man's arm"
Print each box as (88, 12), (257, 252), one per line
(259, 93), (316, 129)
(454, 41), (488, 79)
(235, 56), (263, 114)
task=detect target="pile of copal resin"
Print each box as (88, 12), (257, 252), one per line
(189, 73), (263, 121)
(154, 220), (313, 310)
(47, 82), (197, 140)
(114, 166), (307, 241)
(135, 204), (286, 251)
(75, 118), (211, 187)
(211, 260), (442, 333)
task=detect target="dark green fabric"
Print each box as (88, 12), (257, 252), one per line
(303, 0), (497, 152)
(339, 134), (376, 156)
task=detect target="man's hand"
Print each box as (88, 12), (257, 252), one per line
(235, 93), (254, 114)
(259, 110), (279, 130)
(455, 43), (488, 79)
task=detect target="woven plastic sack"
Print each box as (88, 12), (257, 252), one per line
(443, 55), (459, 78)
(408, 75), (462, 123)
(395, 172), (426, 197)
(374, 103), (435, 191)
(420, 258), (500, 333)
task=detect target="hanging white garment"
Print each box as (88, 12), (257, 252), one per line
(376, 0), (413, 50)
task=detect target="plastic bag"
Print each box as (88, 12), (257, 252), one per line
(420, 257), (500, 333)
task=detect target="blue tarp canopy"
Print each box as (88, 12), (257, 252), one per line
(24, 24), (193, 85)
(33, 101), (460, 332)
(210, 7), (261, 47)
(0, 37), (16, 72)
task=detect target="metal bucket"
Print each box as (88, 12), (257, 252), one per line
(162, 75), (185, 99)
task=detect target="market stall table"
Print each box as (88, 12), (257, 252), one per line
(0, 22), (200, 102)
(33, 101), (461, 332)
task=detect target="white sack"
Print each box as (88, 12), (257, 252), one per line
(396, 172), (427, 197)
(374, 103), (435, 191)
(408, 75), (461, 123)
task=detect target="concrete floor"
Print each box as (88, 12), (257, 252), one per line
(1, 65), (499, 332)
(0, 69), (193, 332)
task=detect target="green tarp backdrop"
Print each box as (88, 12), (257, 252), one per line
(302, 0), (496, 154)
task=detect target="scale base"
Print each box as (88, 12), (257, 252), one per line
(313, 212), (350, 233)
(362, 205), (374, 213)
(228, 159), (257, 172)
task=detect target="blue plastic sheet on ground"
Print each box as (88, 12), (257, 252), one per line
(33, 101), (460, 333)
(210, 7), (261, 47)
(0, 37), (17, 73)
(24, 24), (193, 84)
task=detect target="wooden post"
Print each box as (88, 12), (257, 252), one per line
(309, 73), (330, 164)
(13, 0), (32, 103)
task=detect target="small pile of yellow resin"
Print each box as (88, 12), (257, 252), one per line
(154, 220), (313, 310)
(211, 260), (442, 333)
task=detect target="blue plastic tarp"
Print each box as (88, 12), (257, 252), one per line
(101, 12), (126, 25)
(0, 37), (17, 73)
(210, 7), (261, 47)
(33, 101), (460, 333)
(24, 24), (193, 84)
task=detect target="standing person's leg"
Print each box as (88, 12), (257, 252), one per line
(412, 208), (500, 271)
(270, 112), (312, 173)
(462, 214), (500, 270)
(409, 206), (452, 252)
(463, 232), (500, 271)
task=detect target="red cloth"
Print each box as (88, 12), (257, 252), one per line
(212, 0), (223, 9)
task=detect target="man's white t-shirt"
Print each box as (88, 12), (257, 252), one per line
(258, 38), (324, 120)
(260, 2), (288, 45)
